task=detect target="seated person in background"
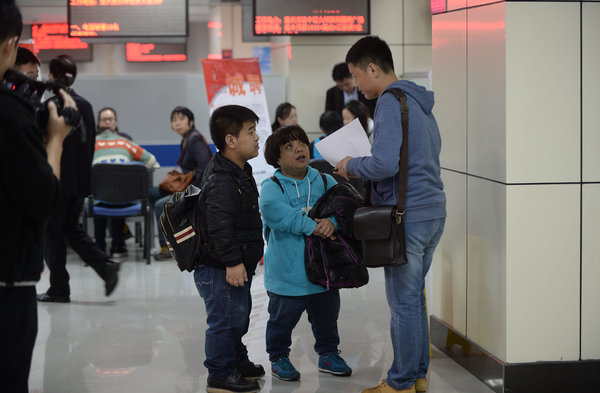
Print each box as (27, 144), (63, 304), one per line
(151, 106), (213, 261)
(97, 107), (133, 141)
(310, 110), (343, 160)
(271, 102), (297, 132)
(309, 111), (365, 195)
(325, 62), (376, 118)
(342, 100), (373, 142)
(14, 46), (39, 80)
(260, 125), (352, 381)
(93, 126), (157, 257)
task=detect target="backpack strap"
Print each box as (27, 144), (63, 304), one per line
(270, 175), (284, 193)
(320, 172), (327, 190)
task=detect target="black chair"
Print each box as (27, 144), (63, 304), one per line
(86, 163), (153, 264)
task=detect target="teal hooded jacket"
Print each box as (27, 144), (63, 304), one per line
(259, 166), (337, 296)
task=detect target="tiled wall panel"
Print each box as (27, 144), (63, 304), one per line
(467, 2), (506, 182)
(505, 185), (580, 362)
(466, 177), (507, 361)
(582, 2), (600, 182)
(432, 10), (467, 172)
(505, 2), (580, 183)
(582, 184), (600, 359)
(432, 170), (468, 334)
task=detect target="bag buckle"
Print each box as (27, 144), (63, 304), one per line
(392, 208), (405, 224)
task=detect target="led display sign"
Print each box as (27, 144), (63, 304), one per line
(253, 0), (369, 36)
(68, 0), (188, 38)
(126, 42), (187, 62)
(31, 24), (93, 62)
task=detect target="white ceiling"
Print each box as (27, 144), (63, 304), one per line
(16, 0), (236, 24)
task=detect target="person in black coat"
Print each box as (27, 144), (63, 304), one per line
(325, 62), (377, 118)
(0, 2), (77, 389)
(37, 55), (119, 303)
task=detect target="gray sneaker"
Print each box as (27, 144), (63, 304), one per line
(153, 246), (172, 261)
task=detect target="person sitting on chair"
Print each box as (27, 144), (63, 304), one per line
(92, 124), (157, 258)
(151, 106), (213, 261)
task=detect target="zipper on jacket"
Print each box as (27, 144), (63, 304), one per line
(337, 233), (358, 263)
(319, 238), (330, 290)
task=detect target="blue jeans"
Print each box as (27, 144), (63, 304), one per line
(148, 186), (171, 247)
(194, 265), (252, 379)
(266, 290), (340, 362)
(385, 218), (445, 391)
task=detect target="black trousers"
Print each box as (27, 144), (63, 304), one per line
(94, 216), (125, 252)
(44, 195), (111, 296)
(0, 286), (37, 393)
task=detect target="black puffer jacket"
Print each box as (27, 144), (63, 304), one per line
(305, 182), (368, 289)
(199, 152), (264, 275)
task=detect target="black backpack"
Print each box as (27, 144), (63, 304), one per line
(159, 185), (212, 272)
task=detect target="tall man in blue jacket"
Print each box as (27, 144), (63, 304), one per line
(335, 36), (446, 393)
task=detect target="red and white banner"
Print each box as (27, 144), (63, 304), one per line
(201, 58), (273, 188)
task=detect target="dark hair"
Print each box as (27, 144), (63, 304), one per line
(345, 35), (394, 74)
(271, 102), (295, 131)
(343, 100), (370, 135)
(97, 107), (118, 133)
(170, 106), (195, 125)
(209, 105), (259, 151)
(331, 62), (351, 82)
(49, 55), (77, 87)
(319, 111), (343, 136)
(15, 47), (39, 67)
(264, 125), (310, 169)
(0, 1), (22, 44)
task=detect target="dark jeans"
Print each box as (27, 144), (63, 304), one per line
(0, 286), (37, 393)
(266, 289), (341, 362)
(94, 216), (125, 251)
(44, 195), (112, 297)
(194, 265), (253, 379)
(148, 186), (171, 247)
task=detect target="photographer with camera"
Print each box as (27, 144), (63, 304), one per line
(14, 46), (39, 80)
(37, 55), (120, 304)
(0, 2), (78, 391)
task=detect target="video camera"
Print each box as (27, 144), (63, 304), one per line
(2, 69), (80, 132)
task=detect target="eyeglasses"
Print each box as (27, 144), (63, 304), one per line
(99, 117), (115, 122)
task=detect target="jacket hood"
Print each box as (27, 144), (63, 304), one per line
(273, 165), (320, 186)
(387, 80), (435, 115)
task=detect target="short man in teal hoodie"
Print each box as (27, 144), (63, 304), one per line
(260, 125), (353, 382)
(336, 36), (446, 393)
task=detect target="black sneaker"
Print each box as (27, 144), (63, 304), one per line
(104, 261), (120, 297)
(237, 361), (265, 381)
(206, 373), (259, 393)
(37, 293), (70, 303)
(110, 248), (128, 259)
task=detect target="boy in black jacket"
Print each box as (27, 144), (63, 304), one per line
(196, 105), (264, 393)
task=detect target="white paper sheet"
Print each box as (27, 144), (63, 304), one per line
(314, 118), (372, 166)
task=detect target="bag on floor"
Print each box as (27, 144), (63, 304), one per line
(159, 185), (212, 272)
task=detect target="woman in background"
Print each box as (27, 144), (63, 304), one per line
(271, 102), (298, 131)
(342, 100), (373, 142)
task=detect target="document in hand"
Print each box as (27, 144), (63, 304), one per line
(314, 118), (372, 166)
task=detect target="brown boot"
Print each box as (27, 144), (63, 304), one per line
(361, 379), (416, 393)
(415, 378), (427, 392)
